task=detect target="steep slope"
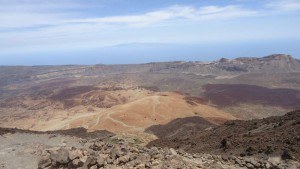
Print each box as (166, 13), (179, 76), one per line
(214, 54), (300, 73)
(148, 110), (300, 160)
(145, 116), (217, 139)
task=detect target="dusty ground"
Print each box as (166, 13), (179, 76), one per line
(0, 133), (82, 169)
(0, 128), (114, 169)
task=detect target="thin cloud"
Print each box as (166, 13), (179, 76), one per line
(67, 5), (258, 27)
(0, 0), (102, 29)
(0, 4), (259, 49)
(266, 0), (300, 11)
(0, 3), (258, 29)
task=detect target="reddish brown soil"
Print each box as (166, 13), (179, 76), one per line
(147, 110), (300, 160)
(0, 98), (28, 108)
(28, 79), (76, 99)
(47, 86), (128, 109)
(203, 84), (300, 109)
(50, 86), (98, 101)
(0, 127), (114, 139)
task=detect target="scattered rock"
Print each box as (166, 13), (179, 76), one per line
(169, 148), (177, 155)
(148, 110), (300, 162)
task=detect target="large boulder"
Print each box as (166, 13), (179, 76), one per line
(49, 148), (69, 165)
(38, 156), (51, 169)
(69, 148), (84, 160)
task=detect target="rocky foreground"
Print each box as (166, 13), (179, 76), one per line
(38, 137), (299, 169)
(1, 130), (298, 169)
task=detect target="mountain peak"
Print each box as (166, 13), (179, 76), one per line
(218, 58), (230, 63)
(262, 54), (293, 60)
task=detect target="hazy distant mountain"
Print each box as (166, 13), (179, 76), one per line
(1, 54), (299, 78)
(73, 54), (300, 75)
(88, 54), (300, 75)
(146, 54), (300, 74)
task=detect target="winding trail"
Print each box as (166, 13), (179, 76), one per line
(89, 95), (167, 131)
(151, 96), (167, 122)
(90, 106), (144, 131)
(107, 113), (142, 130)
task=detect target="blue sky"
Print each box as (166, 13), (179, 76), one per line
(0, 0), (300, 65)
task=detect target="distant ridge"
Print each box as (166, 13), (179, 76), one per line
(0, 54), (299, 79)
